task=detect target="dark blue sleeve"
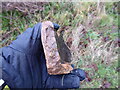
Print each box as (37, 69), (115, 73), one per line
(0, 23), (44, 88)
(0, 48), (24, 88)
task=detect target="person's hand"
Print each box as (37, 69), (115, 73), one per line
(45, 68), (86, 88)
(1, 21), (86, 89)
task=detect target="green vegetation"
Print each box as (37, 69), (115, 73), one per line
(1, 2), (119, 88)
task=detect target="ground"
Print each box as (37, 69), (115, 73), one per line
(1, 2), (119, 88)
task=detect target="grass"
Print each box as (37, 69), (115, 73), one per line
(1, 2), (119, 88)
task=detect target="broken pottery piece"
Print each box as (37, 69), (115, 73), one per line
(41, 21), (73, 75)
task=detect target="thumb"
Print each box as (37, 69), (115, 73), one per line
(53, 23), (60, 31)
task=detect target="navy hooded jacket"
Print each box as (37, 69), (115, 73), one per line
(0, 22), (86, 89)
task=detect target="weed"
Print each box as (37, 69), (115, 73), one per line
(1, 2), (118, 88)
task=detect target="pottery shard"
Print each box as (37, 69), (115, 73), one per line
(41, 21), (73, 75)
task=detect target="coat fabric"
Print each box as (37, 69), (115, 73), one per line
(0, 22), (86, 89)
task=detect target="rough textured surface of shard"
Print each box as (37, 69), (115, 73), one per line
(41, 21), (73, 75)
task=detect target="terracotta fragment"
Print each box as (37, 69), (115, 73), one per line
(41, 21), (73, 75)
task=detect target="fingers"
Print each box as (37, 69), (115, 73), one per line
(70, 69), (86, 81)
(53, 23), (60, 31)
(45, 74), (80, 88)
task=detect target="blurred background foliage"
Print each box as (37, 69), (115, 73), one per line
(0, 2), (119, 88)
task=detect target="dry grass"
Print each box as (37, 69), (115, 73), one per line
(1, 2), (119, 88)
